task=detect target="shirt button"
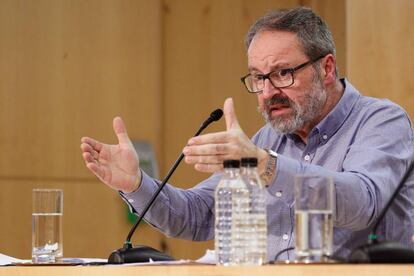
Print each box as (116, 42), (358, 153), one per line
(282, 234), (289, 240)
(322, 134), (328, 140)
(275, 191), (282, 197)
(128, 199), (134, 203)
(304, 155), (310, 161)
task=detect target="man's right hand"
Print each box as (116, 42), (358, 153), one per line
(80, 117), (141, 193)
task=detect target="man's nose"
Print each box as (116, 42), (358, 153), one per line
(262, 79), (280, 99)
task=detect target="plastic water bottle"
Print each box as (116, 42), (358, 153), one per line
(241, 157), (267, 265)
(231, 161), (251, 265)
(215, 159), (240, 266)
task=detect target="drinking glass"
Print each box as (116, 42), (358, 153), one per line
(32, 189), (63, 263)
(294, 175), (334, 262)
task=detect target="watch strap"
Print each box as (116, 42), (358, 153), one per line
(261, 149), (277, 185)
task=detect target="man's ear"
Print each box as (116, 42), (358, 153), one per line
(321, 54), (337, 86)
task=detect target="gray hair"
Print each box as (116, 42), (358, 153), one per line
(245, 7), (337, 75)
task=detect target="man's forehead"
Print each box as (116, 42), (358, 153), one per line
(247, 30), (305, 67)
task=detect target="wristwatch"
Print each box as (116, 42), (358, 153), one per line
(261, 149), (278, 185)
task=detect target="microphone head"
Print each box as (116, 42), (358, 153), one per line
(210, 109), (223, 122)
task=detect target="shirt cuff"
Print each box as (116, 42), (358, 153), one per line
(119, 170), (160, 211)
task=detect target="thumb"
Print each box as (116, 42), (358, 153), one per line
(113, 116), (131, 145)
(224, 98), (241, 130)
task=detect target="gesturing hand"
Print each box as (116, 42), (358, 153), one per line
(80, 117), (141, 193)
(183, 98), (268, 173)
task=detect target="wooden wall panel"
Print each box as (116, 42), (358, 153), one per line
(0, 0), (163, 259)
(346, 0), (414, 120)
(0, 0), (163, 178)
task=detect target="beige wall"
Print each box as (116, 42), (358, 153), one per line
(0, 0), (164, 259)
(0, 0), (412, 261)
(346, 0), (414, 119)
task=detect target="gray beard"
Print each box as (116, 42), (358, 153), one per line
(259, 79), (327, 134)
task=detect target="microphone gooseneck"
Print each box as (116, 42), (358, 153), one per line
(369, 160), (414, 241)
(348, 160), (414, 263)
(108, 108), (223, 264)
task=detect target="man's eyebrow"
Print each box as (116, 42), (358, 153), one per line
(248, 62), (291, 74)
(247, 66), (262, 74)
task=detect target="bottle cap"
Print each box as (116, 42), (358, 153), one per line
(241, 157), (258, 167)
(223, 159), (240, 168)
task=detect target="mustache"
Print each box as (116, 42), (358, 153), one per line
(265, 96), (291, 107)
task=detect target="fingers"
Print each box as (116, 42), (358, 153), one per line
(80, 136), (103, 152)
(184, 143), (237, 173)
(82, 151), (95, 163)
(81, 151), (105, 181)
(113, 116), (131, 145)
(80, 143), (99, 160)
(184, 143), (237, 156)
(224, 98), (241, 131)
(184, 154), (229, 165)
(188, 131), (228, 146)
(82, 150), (102, 171)
(85, 161), (106, 183)
(194, 163), (223, 173)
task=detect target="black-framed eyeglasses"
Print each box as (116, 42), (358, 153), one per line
(240, 55), (325, 93)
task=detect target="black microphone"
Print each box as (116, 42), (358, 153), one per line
(348, 160), (414, 263)
(108, 108), (223, 264)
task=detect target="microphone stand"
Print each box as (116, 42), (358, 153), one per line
(108, 109), (223, 264)
(348, 160), (414, 263)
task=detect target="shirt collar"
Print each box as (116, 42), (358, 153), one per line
(282, 78), (360, 145)
(314, 78), (360, 143)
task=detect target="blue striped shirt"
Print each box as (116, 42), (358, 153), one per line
(122, 79), (414, 261)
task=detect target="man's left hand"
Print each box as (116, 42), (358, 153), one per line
(183, 98), (268, 173)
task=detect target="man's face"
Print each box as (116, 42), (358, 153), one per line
(247, 30), (327, 134)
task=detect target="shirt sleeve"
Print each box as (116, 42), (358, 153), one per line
(120, 170), (222, 241)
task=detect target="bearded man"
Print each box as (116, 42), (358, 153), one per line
(80, 7), (414, 261)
